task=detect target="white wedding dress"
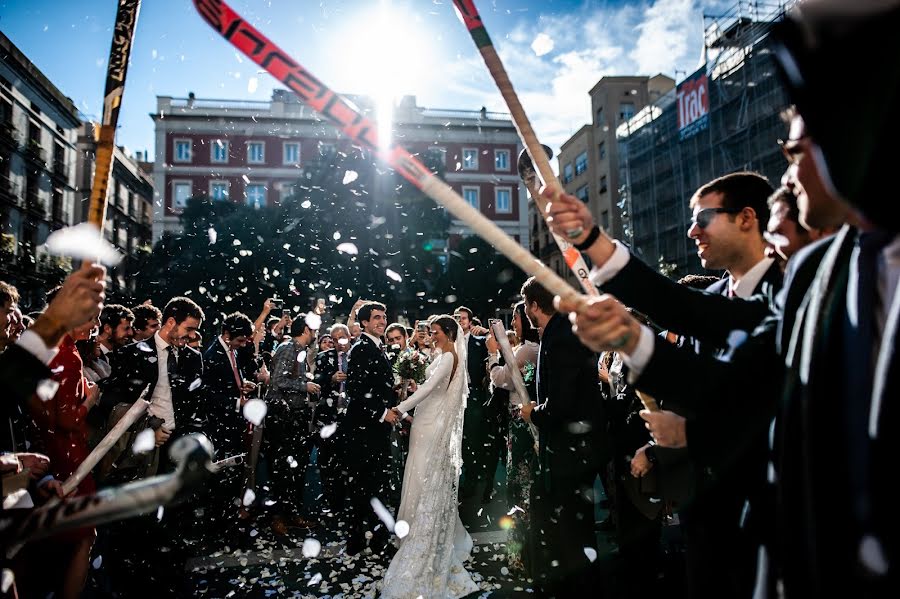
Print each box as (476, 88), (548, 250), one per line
(380, 332), (479, 599)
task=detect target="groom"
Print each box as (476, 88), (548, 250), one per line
(343, 301), (401, 555)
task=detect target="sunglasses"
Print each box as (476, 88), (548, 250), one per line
(777, 137), (807, 166)
(691, 207), (743, 229)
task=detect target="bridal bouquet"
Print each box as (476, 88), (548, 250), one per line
(394, 348), (429, 384)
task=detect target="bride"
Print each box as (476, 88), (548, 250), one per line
(380, 315), (479, 598)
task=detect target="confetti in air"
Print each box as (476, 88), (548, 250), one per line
(385, 269), (403, 282)
(242, 488), (256, 506)
(320, 423), (338, 439)
(584, 547), (598, 562)
(394, 520), (410, 539)
(342, 170), (358, 185)
(531, 32), (555, 56)
(242, 399), (267, 425)
(35, 379), (60, 402)
(44, 223), (123, 266)
(301, 538), (321, 558)
(370, 497), (396, 531)
(337, 242), (359, 255)
(132, 428), (156, 454)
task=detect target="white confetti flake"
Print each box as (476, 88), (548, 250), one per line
(302, 538), (321, 558)
(394, 520), (410, 539)
(308, 572), (323, 586)
(531, 32), (555, 56)
(247, 76), (259, 93)
(242, 399), (267, 426)
(132, 428), (155, 454)
(156, 506), (164, 521)
(305, 312), (322, 331)
(137, 341), (153, 353)
(336, 243), (359, 255)
(44, 222), (123, 266)
(92, 555), (103, 569)
(208, 227), (218, 244)
(1, 569), (14, 594)
(320, 423), (338, 439)
(36, 379), (60, 402)
(501, 566), (509, 576)
(242, 488), (256, 506)
(332, 231), (342, 241)
(385, 269), (402, 283)
(189, 378), (203, 391)
(300, 200), (311, 209)
(584, 547), (598, 562)
(342, 170), (358, 185)
(370, 497), (396, 531)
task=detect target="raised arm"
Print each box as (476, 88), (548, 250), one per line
(396, 354), (453, 414)
(489, 343), (534, 391)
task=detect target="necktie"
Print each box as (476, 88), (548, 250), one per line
(166, 346), (178, 388)
(227, 346), (243, 395)
(339, 351), (348, 395)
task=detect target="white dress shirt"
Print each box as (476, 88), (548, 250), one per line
(148, 332), (176, 431)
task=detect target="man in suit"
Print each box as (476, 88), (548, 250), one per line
(342, 301), (400, 554)
(203, 312), (256, 455)
(548, 171), (782, 599)
(454, 305), (493, 523)
(519, 276), (606, 596)
(97, 304), (134, 360)
(313, 323), (351, 519)
(103, 296), (205, 475)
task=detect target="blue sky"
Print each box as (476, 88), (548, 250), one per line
(0, 0), (722, 159)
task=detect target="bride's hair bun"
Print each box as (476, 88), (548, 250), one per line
(430, 315), (459, 342)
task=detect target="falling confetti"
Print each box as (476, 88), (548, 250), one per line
(370, 497), (395, 532)
(320, 423), (338, 439)
(0, 570), (14, 594)
(305, 312), (322, 331)
(44, 223), (123, 266)
(243, 399), (267, 425)
(208, 227), (218, 244)
(36, 379), (60, 402)
(92, 556), (103, 569)
(242, 488), (256, 506)
(584, 547), (598, 562)
(247, 76), (259, 93)
(342, 170), (359, 185)
(531, 32), (555, 56)
(188, 378), (203, 391)
(301, 538), (321, 558)
(385, 269), (402, 282)
(132, 428), (155, 454)
(394, 520), (410, 539)
(308, 572), (323, 586)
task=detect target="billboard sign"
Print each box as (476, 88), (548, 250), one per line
(677, 71), (709, 141)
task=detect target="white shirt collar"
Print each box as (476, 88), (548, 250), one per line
(154, 331), (171, 352)
(99, 343), (111, 355)
(362, 331), (382, 347)
(218, 335), (232, 354)
(730, 257), (775, 299)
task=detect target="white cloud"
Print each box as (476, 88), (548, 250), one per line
(531, 33), (555, 57)
(630, 0), (703, 75)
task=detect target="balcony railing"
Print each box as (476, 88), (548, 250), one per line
(23, 141), (45, 164)
(0, 121), (16, 149)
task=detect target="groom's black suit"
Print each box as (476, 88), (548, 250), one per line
(342, 333), (396, 553)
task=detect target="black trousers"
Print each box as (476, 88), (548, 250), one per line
(343, 425), (391, 551)
(264, 407), (317, 519)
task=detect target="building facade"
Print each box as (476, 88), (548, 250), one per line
(76, 123), (154, 295)
(151, 91), (527, 249)
(0, 31), (81, 307)
(616, 5), (792, 278)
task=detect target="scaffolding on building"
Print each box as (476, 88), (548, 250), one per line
(616, 0), (794, 278)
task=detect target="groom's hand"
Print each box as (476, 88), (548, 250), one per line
(384, 409), (400, 424)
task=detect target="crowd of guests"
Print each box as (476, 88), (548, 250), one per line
(2, 2), (898, 598)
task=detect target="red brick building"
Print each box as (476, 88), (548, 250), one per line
(151, 91), (527, 248)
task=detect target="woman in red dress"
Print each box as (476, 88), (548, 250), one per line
(29, 315), (100, 599)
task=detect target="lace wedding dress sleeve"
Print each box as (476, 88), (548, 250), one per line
(396, 353), (452, 414)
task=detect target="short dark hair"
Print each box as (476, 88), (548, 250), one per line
(677, 274), (721, 290)
(222, 312), (253, 337)
(266, 316), (281, 330)
(691, 171), (773, 235)
(767, 186), (801, 224)
(520, 276), (555, 315)
(431, 315), (459, 342)
(290, 317), (312, 337)
(357, 301), (386, 325)
(453, 306), (474, 320)
(100, 304), (134, 332)
(514, 301), (540, 343)
(162, 297), (205, 325)
(0, 281), (19, 307)
(132, 304), (162, 331)
(385, 323), (407, 339)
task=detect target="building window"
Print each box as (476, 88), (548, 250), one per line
(283, 142), (300, 165)
(563, 163), (574, 184)
(576, 185), (589, 203)
(595, 107), (604, 127)
(210, 180), (230, 201)
(172, 181), (192, 209)
(463, 186), (479, 209)
(495, 187), (512, 213)
(601, 210), (610, 230)
(462, 148), (478, 170)
(619, 102), (635, 122)
(174, 139), (192, 162)
(494, 149), (510, 171)
(245, 184), (266, 208)
(575, 151), (588, 176)
(247, 141), (265, 164)
(278, 182), (296, 202)
(211, 140), (229, 163)
(598, 142), (606, 160)
(599, 175), (608, 194)
(318, 142), (335, 156)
